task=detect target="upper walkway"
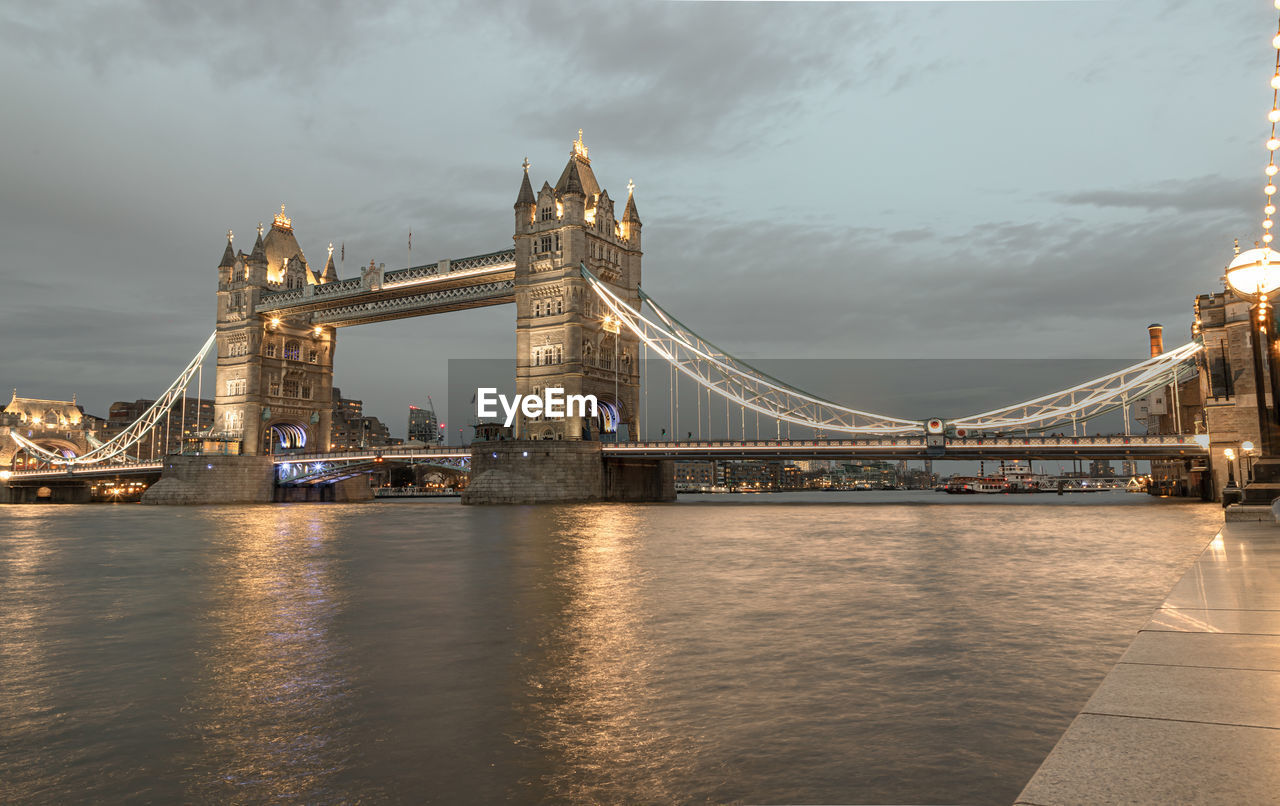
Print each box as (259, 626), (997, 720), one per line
(254, 248), (515, 326)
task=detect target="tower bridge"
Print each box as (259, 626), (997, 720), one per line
(2, 131), (1221, 506)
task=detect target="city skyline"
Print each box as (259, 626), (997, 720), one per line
(0, 0), (1264, 431)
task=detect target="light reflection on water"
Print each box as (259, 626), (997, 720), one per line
(179, 508), (361, 804)
(0, 493), (1222, 804)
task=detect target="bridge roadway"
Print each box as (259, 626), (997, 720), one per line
(600, 434), (1208, 461)
(4, 435), (1206, 484)
(254, 249), (515, 327)
(278, 434), (1205, 465)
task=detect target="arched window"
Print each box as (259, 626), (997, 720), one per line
(534, 301), (543, 318)
(554, 298), (563, 315)
(284, 341), (300, 361)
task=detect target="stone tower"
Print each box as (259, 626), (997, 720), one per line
(214, 207), (336, 455)
(513, 132), (643, 440)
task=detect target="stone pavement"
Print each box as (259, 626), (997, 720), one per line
(1015, 522), (1280, 805)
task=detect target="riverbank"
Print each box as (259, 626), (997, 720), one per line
(1015, 521), (1280, 805)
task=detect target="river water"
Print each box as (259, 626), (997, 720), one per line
(0, 492), (1220, 805)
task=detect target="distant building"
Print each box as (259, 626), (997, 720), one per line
(674, 460), (715, 491)
(1089, 460), (1115, 477)
(329, 387), (397, 450)
(408, 403), (440, 443)
(101, 397), (215, 458)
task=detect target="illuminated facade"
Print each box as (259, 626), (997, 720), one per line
(513, 132), (643, 440)
(0, 393), (93, 469)
(214, 210), (337, 455)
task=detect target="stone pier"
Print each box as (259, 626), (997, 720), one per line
(462, 440), (674, 505)
(0, 481), (92, 504)
(141, 454), (275, 505)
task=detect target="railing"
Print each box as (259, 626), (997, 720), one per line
(312, 279), (514, 323)
(8, 460), (164, 479)
(313, 277), (363, 297)
(602, 435), (1208, 452)
(277, 446), (470, 463)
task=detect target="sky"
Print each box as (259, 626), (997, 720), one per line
(0, 0), (1271, 436)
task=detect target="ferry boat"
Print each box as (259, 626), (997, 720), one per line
(999, 461), (1048, 493)
(944, 476), (1007, 494)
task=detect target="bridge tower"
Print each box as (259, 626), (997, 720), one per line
(213, 208), (335, 456)
(513, 132), (643, 440)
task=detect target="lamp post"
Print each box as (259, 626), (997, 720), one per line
(1223, 247), (1280, 503)
(1244, 440), (1257, 483)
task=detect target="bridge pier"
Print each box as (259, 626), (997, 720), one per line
(274, 475), (374, 503)
(141, 454), (275, 505)
(463, 440), (674, 505)
(0, 481), (91, 504)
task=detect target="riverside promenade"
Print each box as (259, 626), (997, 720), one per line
(1015, 520), (1280, 805)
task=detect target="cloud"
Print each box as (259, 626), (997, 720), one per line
(1056, 175), (1253, 215)
(490, 0), (903, 157)
(0, 0), (408, 87)
(636, 198), (1236, 361)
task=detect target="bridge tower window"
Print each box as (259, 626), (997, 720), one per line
(540, 236), (552, 253)
(283, 379), (300, 398)
(269, 380), (281, 396)
(308, 349), (318, 364)
(264, 341), (277, 358)
(284, 341), (301, 361)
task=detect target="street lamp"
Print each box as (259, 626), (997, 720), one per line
(1225, 247), (1280, 454)
(1224, 447), (1238, 489)
(1243, 440), (1258, 482)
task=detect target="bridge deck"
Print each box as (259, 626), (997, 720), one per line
(3, 436), (1204, 483)
(601, 435), (1207, 461)
(255, 249), (515, 327)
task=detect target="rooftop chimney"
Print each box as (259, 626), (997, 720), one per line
(1148, 323), (1164, 358)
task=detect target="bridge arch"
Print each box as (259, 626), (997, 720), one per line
(10, 437), (83, 470)
(262, 420), (311, 454)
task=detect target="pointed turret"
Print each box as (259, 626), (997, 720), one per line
(219, 229), (236, 268)
(623, 192), (641, 226)
(250, 222), (267, 262)
(555, 129), (601, 198)
(320, 243), (339, 283)
(515, 157), (536, 208)
(620, 180), (642, 244)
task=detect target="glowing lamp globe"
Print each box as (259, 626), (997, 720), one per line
(1225, 247), (1280, 300)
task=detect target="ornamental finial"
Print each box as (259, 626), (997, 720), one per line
(573, 129), (588, 159)
(627, 178), (635, 197)
(328, 242), (334, 257)
(227, 229), (233, 243)
(522, 156), (530, 174)
(258, 221), (264, 238)
(1235, 238), (1241, 256)
(273, 203), (291, 231)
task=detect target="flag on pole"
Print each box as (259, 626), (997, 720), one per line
(409, 231), (413, 250)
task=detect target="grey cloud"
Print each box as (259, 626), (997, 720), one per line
(0, 0), (407, 86)
(638, 203), (1233, 362)
(494, 0), (901, 156)
(1056, 175), (1253, 215)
